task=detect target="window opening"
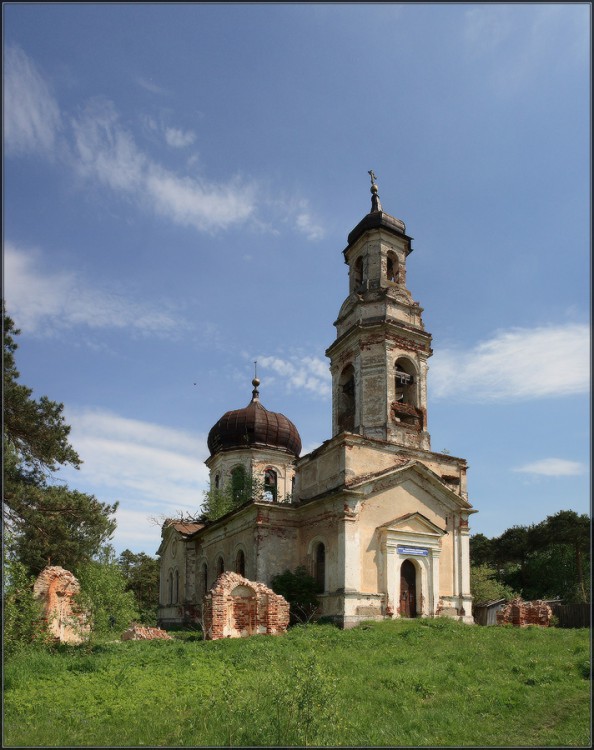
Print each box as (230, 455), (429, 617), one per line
(174, 570), (179, 604)
(387, 253), (400, 283)
(214, 474), (220, 490)
(337, 365), (355, 433)
(216, 556), (225, 577)
(231, 465), (249, 503)
(235, 549), (246, 576)
(202, 563), (208, 595)
(353, 256), (363, 290)
(264, 468), (278, 501)
(314, 542), (326, 593)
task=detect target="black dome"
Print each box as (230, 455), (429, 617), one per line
(207, 389), (301, 458)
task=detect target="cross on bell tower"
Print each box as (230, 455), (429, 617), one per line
(326, 172), (433, 451)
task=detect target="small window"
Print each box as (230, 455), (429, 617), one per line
(216, 556), (225, 577)
(235, 549), (246, 577)
(264, 468), (278, 502)
(214, 474), (220, 490)
(174, 570), (179, 604)
(202, 563), (208, 595)
(168, 571), (173, 605)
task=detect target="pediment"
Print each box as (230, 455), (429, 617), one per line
(350, 460), (472, 513)
(380, 511), (446, 537)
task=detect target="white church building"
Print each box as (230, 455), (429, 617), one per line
(158, 175), (476, 628)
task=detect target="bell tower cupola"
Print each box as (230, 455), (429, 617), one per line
(326, 171), (432, 451)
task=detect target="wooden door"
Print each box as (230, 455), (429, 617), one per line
(400, 560), (417, 618)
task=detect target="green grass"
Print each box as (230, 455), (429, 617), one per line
(3, 618), (591, 747)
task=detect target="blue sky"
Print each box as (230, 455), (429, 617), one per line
(3, 3), (590, 556)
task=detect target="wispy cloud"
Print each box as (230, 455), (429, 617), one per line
(4, 242), (190, 337)
(164, 126), (196, 148)
(257, 354), (331, 398)
(136, 76), (170, 96)
(463, 5), (588, 94)
(431, 323), (589, 402)
(513, 458), (587, 477)
(294, 203), (326, 241)
(60, 408), (209, 552)
(4, 44), (62, 156)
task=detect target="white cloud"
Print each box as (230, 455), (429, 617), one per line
(430, 324), (590, 402)
(69, 97), (256, 233)
(257, 354), (331, 398)
(513, 458), (587, 477)
(60, 408), (209, 553)
(164, 126), (196, 148)
(4, 44), (62, 156)
(4, 242), (190, 337)
(295, 208), (326, 241)
(136, 77), (170, 96)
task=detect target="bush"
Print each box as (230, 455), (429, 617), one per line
(3, 554), (50, 656)
(271, 566), (319, 624)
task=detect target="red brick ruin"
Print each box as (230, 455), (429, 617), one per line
(33, 566), (89, 644)
(496, 598), (553, 627)
(203, 572), (290, 640)
(121, 624), (173, 641)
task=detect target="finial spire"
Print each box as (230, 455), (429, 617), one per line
(368, 169), (382, 213)
(251, 360), (260, 401)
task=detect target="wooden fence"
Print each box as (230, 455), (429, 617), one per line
(549, 603), (590, 629)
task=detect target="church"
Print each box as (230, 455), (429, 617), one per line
(157, 174), (476, 628)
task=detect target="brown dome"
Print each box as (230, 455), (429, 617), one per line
(207, 384), (301, 458)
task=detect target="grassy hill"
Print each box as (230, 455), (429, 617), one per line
(3, 618), (591, 747)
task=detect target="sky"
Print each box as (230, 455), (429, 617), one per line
(3, 3), (590, 558)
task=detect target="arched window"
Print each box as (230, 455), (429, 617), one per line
(314, 542), (326, 593)
(216, 556), (225, 577)
(174, 569), (179, 604)
(337, 364), (355, 433)
(394, 360), (416, 406)
(168, 571), (173, 605)
(214, 474), (220, 490)
(202, 563), (208, 595)
(264, 468), (277, 502)
(231, 465), (249, 503)
(235, 549), (246, 577)
(386, 252), (399, 283)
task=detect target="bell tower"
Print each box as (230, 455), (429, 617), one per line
(326, 172), (432, 451)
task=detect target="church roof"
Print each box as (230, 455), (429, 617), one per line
(207, 378), (302, 458)
(344, 171), (413, 253)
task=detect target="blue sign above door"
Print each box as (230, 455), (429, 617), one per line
(397, 546), (429, 556)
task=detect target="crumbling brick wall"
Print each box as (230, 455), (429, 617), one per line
(203, 572), (290, 640)
(33, 566), (89, 644)
(496, 598), (553, 627)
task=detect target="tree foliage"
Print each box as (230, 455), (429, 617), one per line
(470, 564), (518, 610)
(76, 547), (139, 636)
(271, 566), (320, 624)
(3, 309), (117, 576)
(117, 549), (160, 624)
(201, 473), (265, 522)
(470, 510), (590, 603)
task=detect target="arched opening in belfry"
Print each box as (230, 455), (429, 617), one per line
(386, 252), (400, 283)
(337, 364), (356, 433)
(394, 359), (417, 406)
(393, 358), (422, 430)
